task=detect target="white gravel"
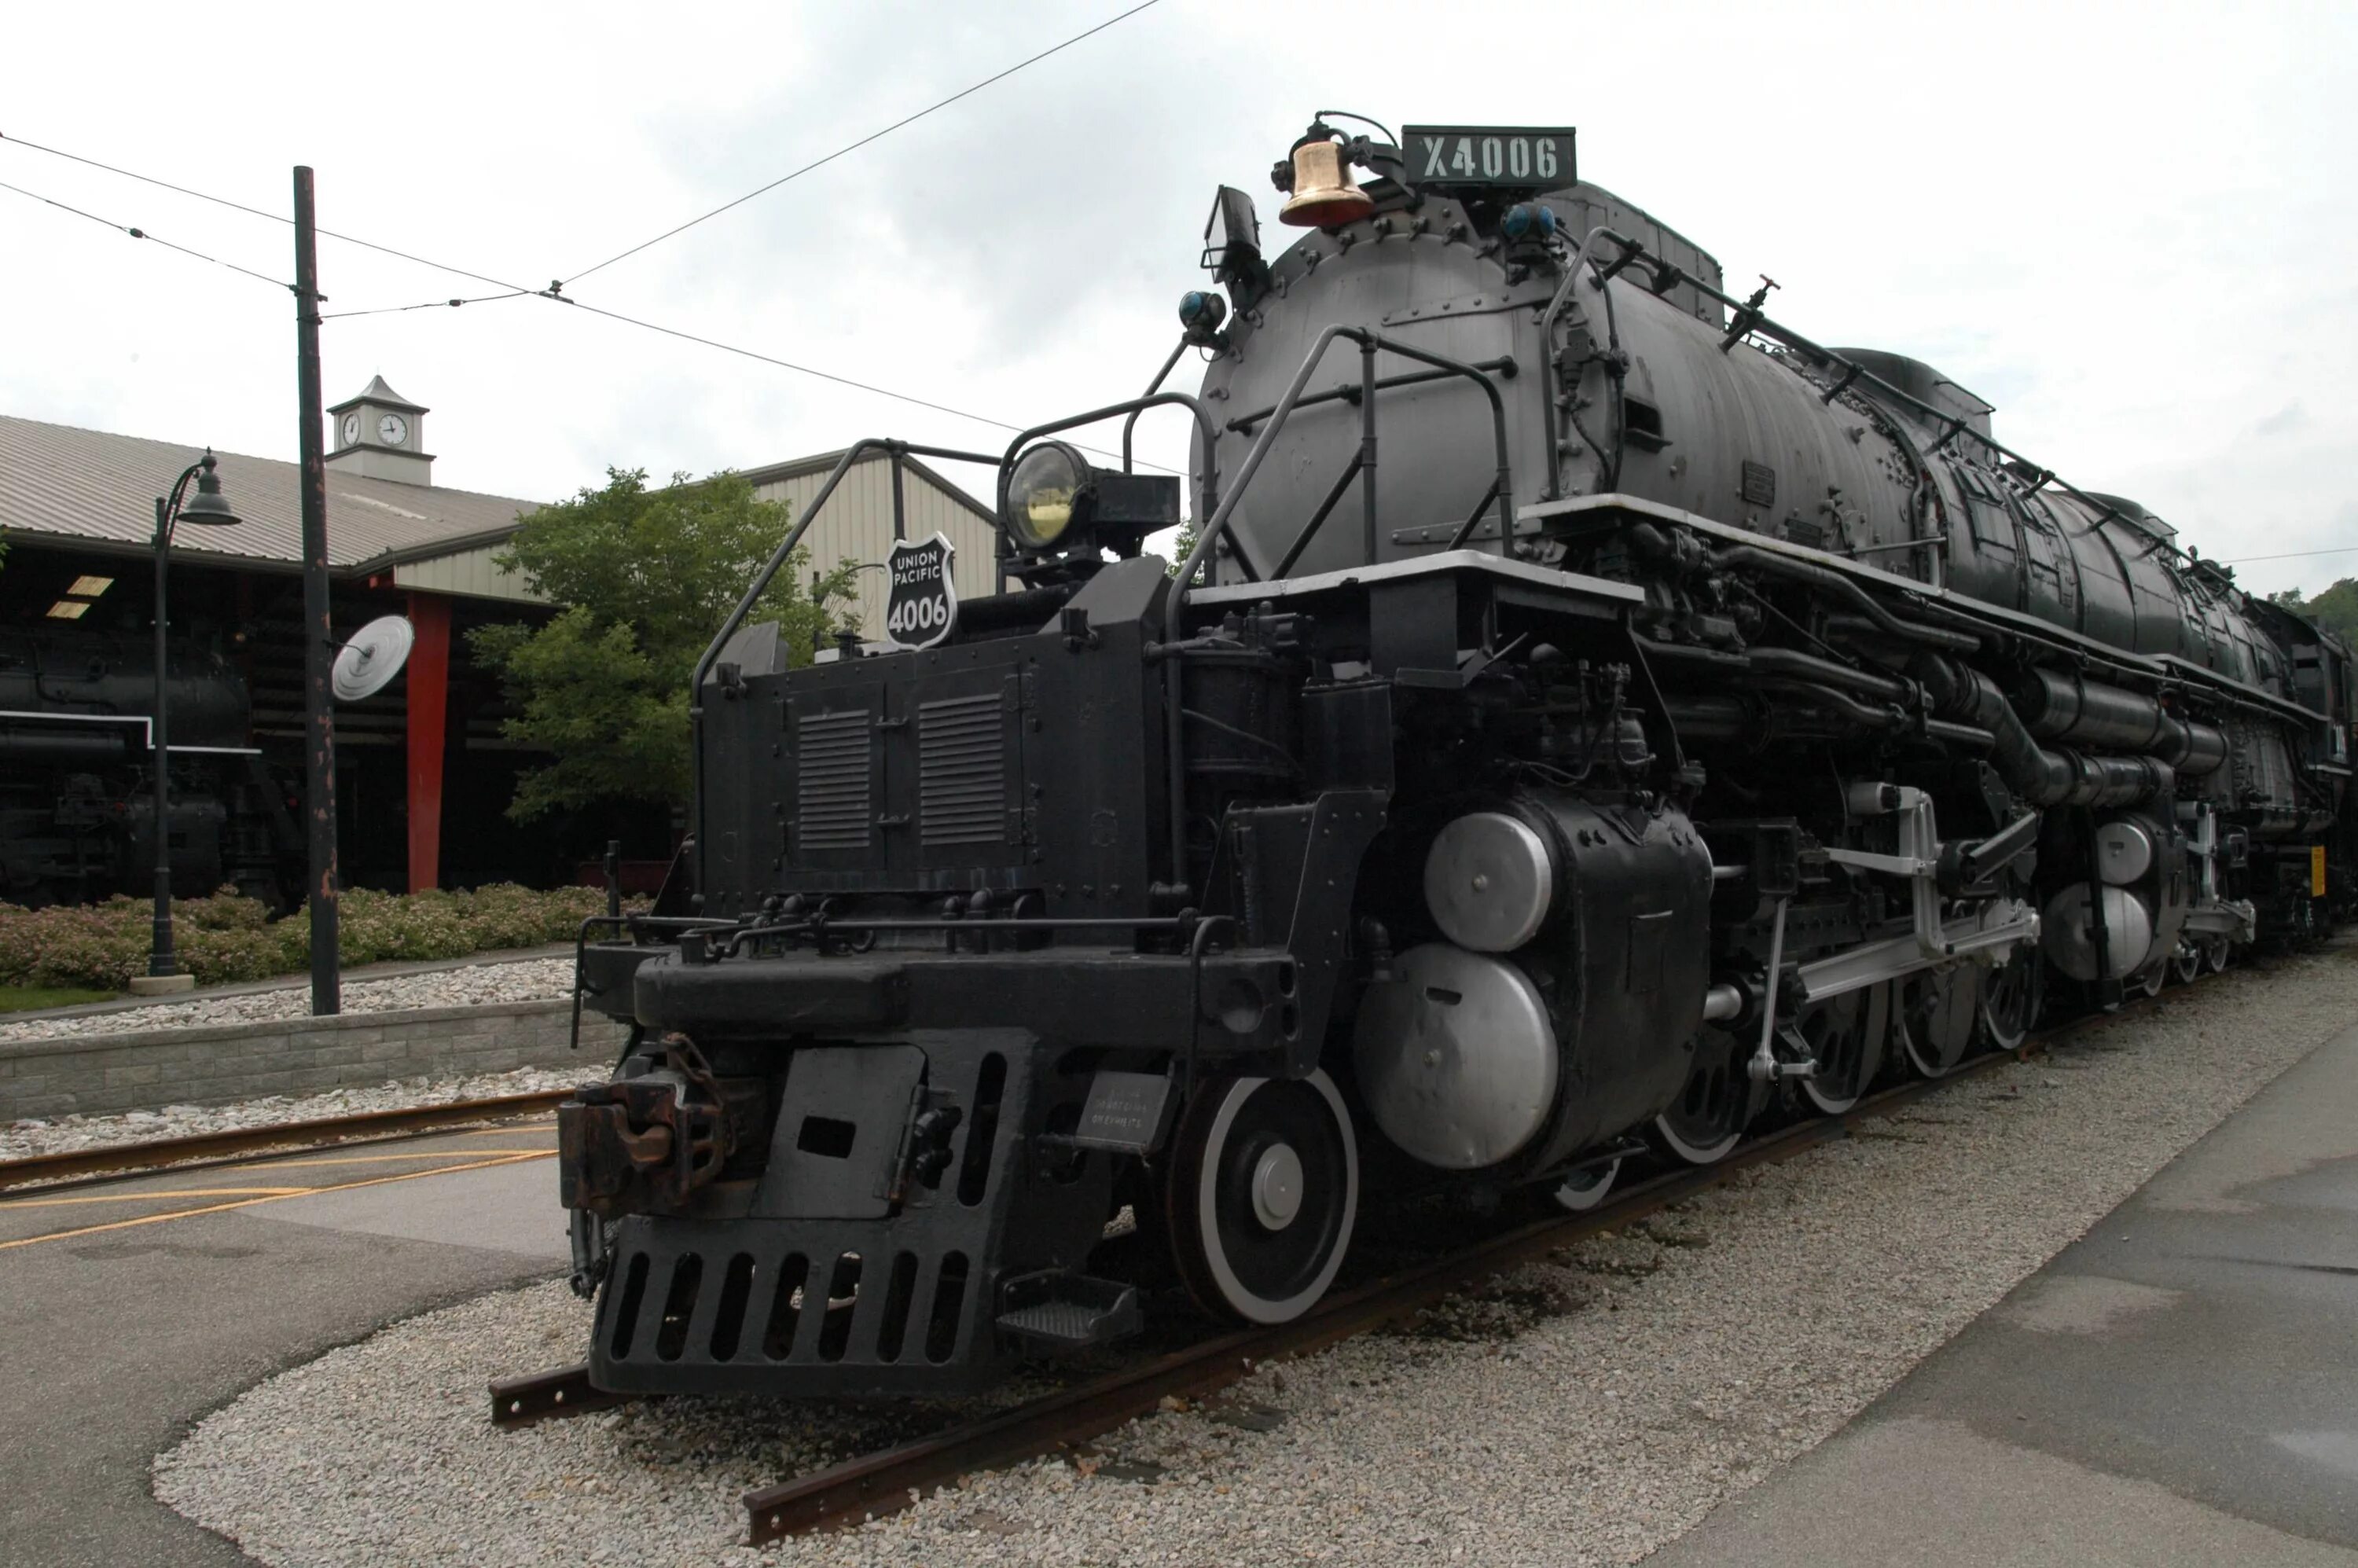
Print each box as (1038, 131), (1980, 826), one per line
(0, 1062), (594, 1163)
(154, 945), (2358, 1567)
(0, 956), (576, 1047)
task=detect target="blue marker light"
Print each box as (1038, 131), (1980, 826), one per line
(1501, 203), (1559, 242)
(1179, 290), (1227, 329)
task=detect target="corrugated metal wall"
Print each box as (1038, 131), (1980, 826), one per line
(752, 457), (999, 636)
(392, 545), (548, 603)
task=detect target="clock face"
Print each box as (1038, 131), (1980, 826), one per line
(377, 413), (409, 446)
(340, 413), (360, 446)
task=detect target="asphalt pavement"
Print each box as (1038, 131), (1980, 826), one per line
(0, 1121), (567, 1566)
(1649, 1020), (2358, 1566)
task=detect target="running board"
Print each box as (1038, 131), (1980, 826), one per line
(1794, 900), (2039, 1005)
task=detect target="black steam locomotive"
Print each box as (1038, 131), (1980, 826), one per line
(0, 627), (298, 908)
(557, 119), (2355, 1399)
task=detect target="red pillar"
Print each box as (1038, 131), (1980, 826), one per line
(406, 593), (452, 893)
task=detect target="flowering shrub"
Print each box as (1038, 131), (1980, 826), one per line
(0, 883), (623, 992)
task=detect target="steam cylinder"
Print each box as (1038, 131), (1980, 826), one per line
(1351, 791), (1711, 1174)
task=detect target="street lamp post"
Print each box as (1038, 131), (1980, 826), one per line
(135, 450), (241, 997)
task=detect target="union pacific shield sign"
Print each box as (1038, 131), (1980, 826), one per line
(884, 533), (958, 652)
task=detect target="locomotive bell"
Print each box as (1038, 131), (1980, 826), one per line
(1280, 137), (1373, 228)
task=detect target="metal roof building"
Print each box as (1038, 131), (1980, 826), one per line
(2, 376), (1003, 900)
(0, 387), (548, 602)
(742, 448), (1001, 637)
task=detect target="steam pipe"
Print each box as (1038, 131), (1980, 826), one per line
(1914, 655), (2073, 805)
(1636, 634), (1913, 703)
(1710, 545), (1978, 652)
(1744, 648), (1912, 701)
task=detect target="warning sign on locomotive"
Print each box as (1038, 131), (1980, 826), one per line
(883, 533), (958, 651)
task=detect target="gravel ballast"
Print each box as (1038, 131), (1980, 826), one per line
(155, 946), (2358, 1566)
(0, 956), (575, 1047)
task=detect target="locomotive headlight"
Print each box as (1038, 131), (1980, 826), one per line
(1002, 441), (1094, 551)
(999, 441), (1184, 565)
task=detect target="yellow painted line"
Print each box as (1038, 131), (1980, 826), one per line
(227, 1149), (553, 1170)
(0, 1151), (555, 1251)
(3, 1187), (315, 1208)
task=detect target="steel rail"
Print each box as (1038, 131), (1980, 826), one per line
(0, 1088), (573, 1195)
(487, 1001), (2140, 1544)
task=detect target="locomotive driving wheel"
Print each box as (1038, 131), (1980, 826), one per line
(1898, 965), (1981, 1079)
(2169, 938), (2203, 986)
(1162, 1070), (1358, 1326)
(1979, 949), (2044, 1052)
(1796, 986), (1889, 1116)
(1653, 1023), (1768, 1165)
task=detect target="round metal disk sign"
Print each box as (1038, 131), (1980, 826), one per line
(332, 614), (415, 701)
(883, 533), (958, 651)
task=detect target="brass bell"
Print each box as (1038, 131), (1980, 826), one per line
(1280, 136), (1373, 228)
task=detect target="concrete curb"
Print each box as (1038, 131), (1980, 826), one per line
(0, 997), (629, 1122)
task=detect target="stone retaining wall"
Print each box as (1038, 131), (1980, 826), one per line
(0, 1000), (630, 1122)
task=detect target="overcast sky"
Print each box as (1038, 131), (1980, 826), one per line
(3, 0), (2351, 595)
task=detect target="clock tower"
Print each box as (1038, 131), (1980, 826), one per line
(325, 374), (434, 485)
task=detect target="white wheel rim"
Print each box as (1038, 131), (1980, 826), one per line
(1554, 1159), (1621, 1212)
(1195, 1070), (1357, 1324)
(1802, 1076), (1862, 1115)
(1655, 1113), (1742, 1166)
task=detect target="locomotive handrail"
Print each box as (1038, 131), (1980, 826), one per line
(1537, 225), (1634, 498)
(686, 436), (1003, 850)
(1169, 325), (1515, 593)
(689, 436), (1005, 707)
(1158, 327), (1512, 901)
(1222, 355), (1519, 438)
(1121, 336), (1193, 476)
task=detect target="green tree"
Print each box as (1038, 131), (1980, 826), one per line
(470, 467), (858, 821)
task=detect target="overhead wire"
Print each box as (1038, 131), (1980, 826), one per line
(547, 294), (1174, 469)
(555, 0), (1160, 287)
(321, 290), (532, 320)
(2215, 545), (2358, 565)
(0, 176), (291, 294)
(4, 136), (1179, 471)
(1, 129), (527, 294)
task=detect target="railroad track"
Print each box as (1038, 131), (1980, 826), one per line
(0, 1089), (576, 1195)
(489, 1008), (2120, 1544)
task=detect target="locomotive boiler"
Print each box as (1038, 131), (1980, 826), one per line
(556, 116), (2355, 1400)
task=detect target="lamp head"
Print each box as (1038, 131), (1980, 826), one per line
(178, 450), (241, 527)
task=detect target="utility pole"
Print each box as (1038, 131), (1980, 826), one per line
(294, 166), (340, 1015)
